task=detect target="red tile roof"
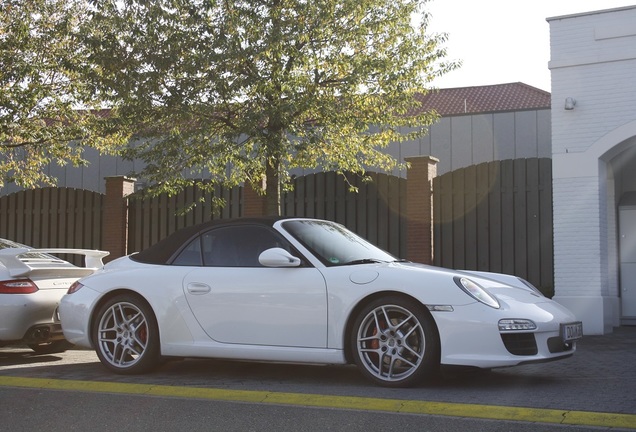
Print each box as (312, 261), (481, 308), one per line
(53, 84), (549, 125)
(413, 82), (551, 116)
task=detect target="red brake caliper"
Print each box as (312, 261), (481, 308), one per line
(370, 327), (379, 349)
(138, 325), (147, 344)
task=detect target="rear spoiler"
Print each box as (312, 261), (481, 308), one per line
(0, 248), (110, 278)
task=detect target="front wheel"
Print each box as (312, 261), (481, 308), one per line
(92, 294), (160, 374)
(351, 296), (439, 387)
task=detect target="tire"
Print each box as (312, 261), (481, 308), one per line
(92, 293), (160, 374)
(28, 340), (73, 355)
(350, 296), (440, 387)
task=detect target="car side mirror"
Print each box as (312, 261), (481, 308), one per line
(258, 248), (301, 268)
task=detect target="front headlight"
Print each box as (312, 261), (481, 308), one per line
(454, 277), (500, 309)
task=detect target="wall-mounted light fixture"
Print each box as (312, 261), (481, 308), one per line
(564, 97), (576, 110)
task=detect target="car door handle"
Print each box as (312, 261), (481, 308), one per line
(187, 282), (212, 295)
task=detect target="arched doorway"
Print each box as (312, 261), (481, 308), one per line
(552, 121), (636, 334)
(604, 135), (636, 325)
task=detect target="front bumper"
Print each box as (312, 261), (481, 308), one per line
(431, 301), (579, 368)
(59, 285), (101, 348)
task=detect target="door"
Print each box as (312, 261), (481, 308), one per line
(184, 267), (327, 347)
(619, 207), (636, 317)
(180, 224), (328, 348)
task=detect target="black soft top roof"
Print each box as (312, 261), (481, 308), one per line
(130, 216), (286, 265)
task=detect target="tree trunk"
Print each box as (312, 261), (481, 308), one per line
(265, 160), (281, 216)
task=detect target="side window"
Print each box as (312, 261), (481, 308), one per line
(201, 225), (290, 267)
(172, 237), (203, 266)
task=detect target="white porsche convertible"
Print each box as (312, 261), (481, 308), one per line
(60, 218), (582, 387)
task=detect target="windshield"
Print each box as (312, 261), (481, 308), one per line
(281, 220), (396, 266)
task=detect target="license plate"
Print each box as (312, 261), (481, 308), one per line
(561, 322), (583, 342)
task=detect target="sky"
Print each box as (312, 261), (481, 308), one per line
(426, 0), (636, 92)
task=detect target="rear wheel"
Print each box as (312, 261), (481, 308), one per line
(351, 296), (439, 387)
(92, 293), (160, 374)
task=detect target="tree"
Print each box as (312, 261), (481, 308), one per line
(0, 0), (125, 189)
(86, 0), (457, 215)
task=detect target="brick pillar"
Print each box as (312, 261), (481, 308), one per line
(406, 156), (438, 264)
(243, 178), (267, 217)
(102, 176), (136, 262)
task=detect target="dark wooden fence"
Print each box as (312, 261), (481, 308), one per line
(0, 159), (554, 295)
(0, 187), (103, 265)
(126, 171), (407, 257)
(433, 158), (554, 295)
(283, 172), (407, 257)
(127, 184), (242, 253)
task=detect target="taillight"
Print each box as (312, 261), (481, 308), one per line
(0, 279), (39, 294)
(67, 281), (84, 294)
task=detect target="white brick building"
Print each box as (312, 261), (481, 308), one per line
(549, 5), (636, 334)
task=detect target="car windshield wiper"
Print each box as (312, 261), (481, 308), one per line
(343, 258), (387, 265)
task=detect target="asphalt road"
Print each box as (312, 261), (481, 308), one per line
(1, 327), (635, 431)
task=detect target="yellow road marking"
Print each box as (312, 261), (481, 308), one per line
(1, 375), (635, 429)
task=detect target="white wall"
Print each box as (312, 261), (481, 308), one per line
(549, 5), (636, 334)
